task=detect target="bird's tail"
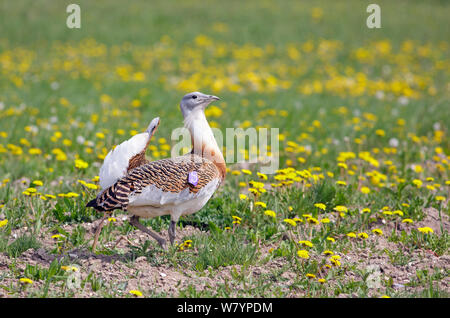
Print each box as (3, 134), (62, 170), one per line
(86, 197), (105, 211)
(86, 182), (129, 212)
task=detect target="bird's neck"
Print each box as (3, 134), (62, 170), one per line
(184, 109), (226, 180)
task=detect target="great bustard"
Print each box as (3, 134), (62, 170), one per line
(87, 92), (226, 250)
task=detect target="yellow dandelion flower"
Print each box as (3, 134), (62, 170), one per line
(239, 194), (248, 200)
(346, 232), (357, 238)
(417, 227), (433, 234)
(320, 218), (330, 224)
(293, 217), (304, 223)
(19, 278), (33, 285)
(26, 187), (37, 193)
(91, 176), (100, 182)
(314, 203), (326, 210)
(323, 250), (334, 256)
(333, 206), (348, 213)
(412, 179), (422, 188)
(283, 219), (297, 227)
(375, 129), (385, 137)
(330, 258), (341, 267)
(85, 183), (98, 190)
(435, 196), (446, 201)
(306, 273), (316, 279)
(318, 278), (326, 284)
(326, 237), (336, 243)
(264, 210), (276, 218)
(129, 290), (143, 297)
(61, 266), (78, 272)
(297, 250), (310, 259)
(360, 186), (371, 194)
(241, 169), (252, 175)
(257, 172), (268, 180)
(0, 219), (8, 227)
(131, 99), (141, 108)
(298, 240), (313, 248)
(255, 201), (267, 208)
(306, 217), (319, 225)
(77, 180), (87, 187)
(402, 218), (413, 224)
(372, 229), (383, 236)
(249, 181), (265, 189)
(75, 159), (89, 169)
(28, 148), (42, 155)
(358, 232), (369, 239)
(32, 180), (43, 186)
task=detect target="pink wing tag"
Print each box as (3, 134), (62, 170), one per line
(188, 171), (198, 186)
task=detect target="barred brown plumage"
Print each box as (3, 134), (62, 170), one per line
(89, 153), (220, 212)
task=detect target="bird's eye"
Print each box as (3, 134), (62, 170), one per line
(192, 95), (197, 99)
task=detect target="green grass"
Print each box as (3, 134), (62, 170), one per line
(0, 0), (449, 298)
(1, 234), (40, 258)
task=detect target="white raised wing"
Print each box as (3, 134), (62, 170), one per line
(99, 117), (160, 189)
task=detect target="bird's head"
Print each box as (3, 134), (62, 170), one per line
(180, 92), (220, 118)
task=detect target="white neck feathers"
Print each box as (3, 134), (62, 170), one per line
(183, 109), (226, 179)
(184, 109), (218, 153)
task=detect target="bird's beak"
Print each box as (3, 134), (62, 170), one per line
(202, 95), (220, 108)
(208, 95), (220, 101)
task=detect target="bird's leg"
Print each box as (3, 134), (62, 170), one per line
(168, 220), (176, 245)
(92, 213), (107, 251)
(129, 215), (166, 248)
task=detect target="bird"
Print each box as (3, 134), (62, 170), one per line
(86, 92), (226, 251)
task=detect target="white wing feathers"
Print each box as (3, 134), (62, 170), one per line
(99, 117), (160, 190)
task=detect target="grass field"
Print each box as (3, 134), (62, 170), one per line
(0, 0), (449, 298)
